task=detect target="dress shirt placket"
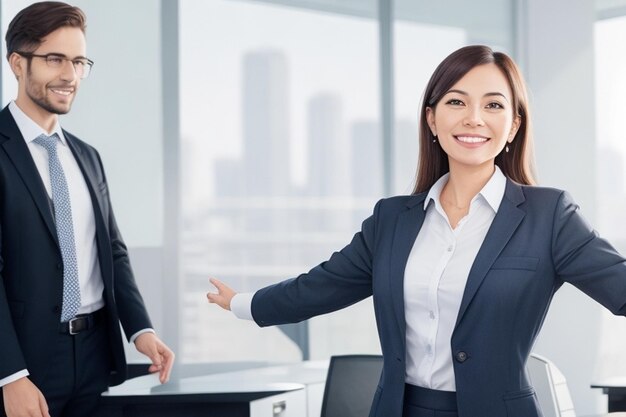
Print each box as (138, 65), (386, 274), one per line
(418, 211), (456, 385)
(418, 202), (478, 387)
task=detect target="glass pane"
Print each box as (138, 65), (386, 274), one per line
(593, 14), (626, 379)
(180, 0), (380, 363)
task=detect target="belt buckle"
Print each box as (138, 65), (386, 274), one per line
(68, 317), (81, 335)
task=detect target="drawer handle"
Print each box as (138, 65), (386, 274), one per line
(273, 400), (286, 415)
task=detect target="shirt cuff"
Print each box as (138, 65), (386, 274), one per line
(130, 328), (156, 344)
(0, 370), (29, 387)
(231, 292), (254, 320)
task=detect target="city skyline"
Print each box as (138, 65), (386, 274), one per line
(181, 47), (384, 363)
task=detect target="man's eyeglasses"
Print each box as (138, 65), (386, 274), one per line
(16, 51), (94, 79)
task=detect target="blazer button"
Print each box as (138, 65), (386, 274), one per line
(455, 351), (468, 363)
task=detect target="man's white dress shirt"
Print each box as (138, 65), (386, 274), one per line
(9, 101), (106, 315)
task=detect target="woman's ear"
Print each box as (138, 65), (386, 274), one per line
(508, 115), (521, 142)
(426, 107), (437, 137)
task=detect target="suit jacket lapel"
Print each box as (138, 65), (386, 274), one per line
(64, 132), (110, 241)
(64, 132), (113, 287)
(454, 180), (526, 328)
(64, 132), (98, 203)
(0, 107), (58, 244)
(389, 195), (427, 349)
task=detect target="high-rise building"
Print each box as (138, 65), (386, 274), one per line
(242, 50), (291, 197)
(351, 121), (383, 198)
(214, 159), (244, 198)
(306, 93), (348, 196)
(394, 119), (419, 194)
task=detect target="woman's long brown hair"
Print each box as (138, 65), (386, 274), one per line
(413, 45), (536, 194)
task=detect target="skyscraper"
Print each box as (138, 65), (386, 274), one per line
(351, 120), (383, 198)
(394, 119), (419, 194)
(242, 50), (291, 197)
(306, 93), (347, 196)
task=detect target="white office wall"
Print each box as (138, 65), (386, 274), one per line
(520, 0), (605, 415)
(64, 0), (164, 248)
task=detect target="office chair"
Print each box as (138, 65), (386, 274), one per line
(527, 353), (576, 417)
(319, 354), (383, 417)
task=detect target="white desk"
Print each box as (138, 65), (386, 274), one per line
(100, 360), (330, 417)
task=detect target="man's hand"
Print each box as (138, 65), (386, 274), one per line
(206, 278), (236, 311)
(134, 333), (175, 384)
(2, 377), (49, 417)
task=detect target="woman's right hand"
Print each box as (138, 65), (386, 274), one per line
(206, 278), (237, 311)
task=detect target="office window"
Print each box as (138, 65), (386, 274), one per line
(593, 14), (626, 379)
(179, 0), (381, 363)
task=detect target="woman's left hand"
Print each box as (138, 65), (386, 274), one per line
(206, 278), (236, 311)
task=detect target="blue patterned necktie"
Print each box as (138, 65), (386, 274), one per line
(34, 133), (81, 322)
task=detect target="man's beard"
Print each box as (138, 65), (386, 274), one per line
(26, 62), (72, 115)
(27, 89), (71, 115)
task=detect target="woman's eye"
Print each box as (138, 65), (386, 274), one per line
(446, 99), (464, 106)
(486, 102), (504, 109)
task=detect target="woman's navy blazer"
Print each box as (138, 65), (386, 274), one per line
(251, 180), (626, 417)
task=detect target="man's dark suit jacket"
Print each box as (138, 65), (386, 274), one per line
(250, 177), (626, 417)
(0, 106), (152, 387)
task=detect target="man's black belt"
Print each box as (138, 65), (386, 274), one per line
(59, 308), (105, 335)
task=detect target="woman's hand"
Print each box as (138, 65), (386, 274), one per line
(206, 278), (236, 311)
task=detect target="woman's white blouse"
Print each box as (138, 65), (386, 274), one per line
(404, 167), (506, 391)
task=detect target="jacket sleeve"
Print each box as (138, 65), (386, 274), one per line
(552, 190), (626, 315)
(251, 200), (381, 327)
(0, 220), (28, 378)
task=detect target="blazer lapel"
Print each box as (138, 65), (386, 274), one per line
(389, 195), (427, 349)
(64, 132), (97, 201)
(64, 132), (113, 287)
(64, 132), (109, 237)
(454, 180), (526, 328)
(0, 107), (58, 243)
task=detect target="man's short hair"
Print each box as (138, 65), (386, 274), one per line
(5, 1), (86, 60)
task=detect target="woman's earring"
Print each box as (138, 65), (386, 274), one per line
(505, 145), (510, 153)
(433, 134), (437, 143)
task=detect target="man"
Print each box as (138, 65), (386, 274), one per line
(0, 2), (174, 417)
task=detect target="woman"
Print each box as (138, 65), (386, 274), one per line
(207, 45), (626, 417)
